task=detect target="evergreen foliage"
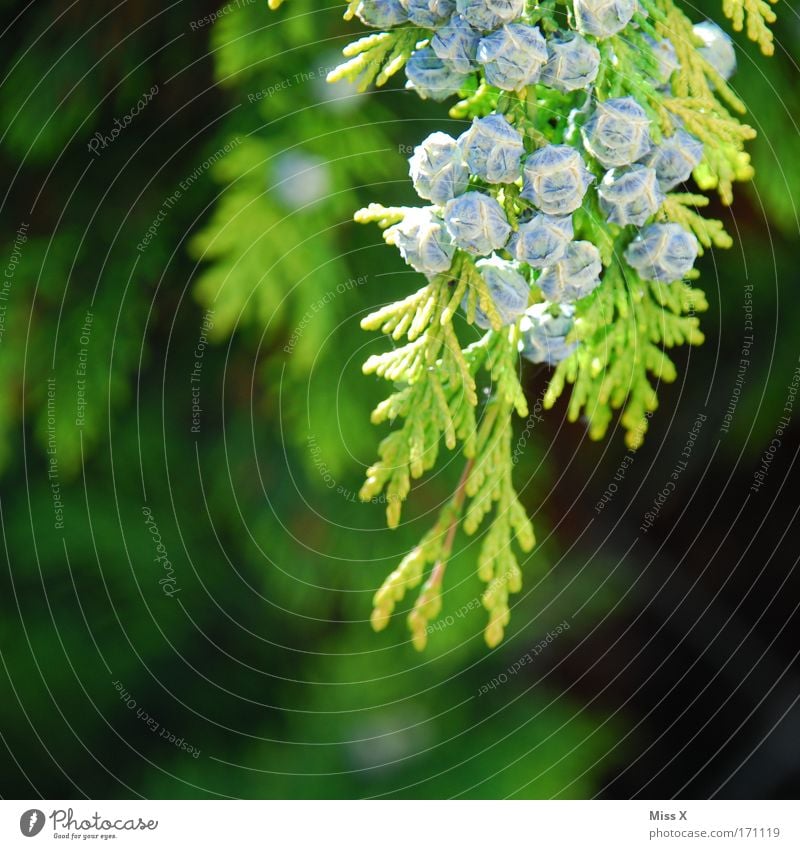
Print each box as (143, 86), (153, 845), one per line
(270, 0), (770, 649)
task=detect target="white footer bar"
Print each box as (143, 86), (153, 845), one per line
(3, 800), (796, 848)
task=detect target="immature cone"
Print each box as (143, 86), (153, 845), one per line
(409, 132), (470, 204)
(521, 144), (593, 215)
(387, 208), (456, 274)
(509, 213), (574, 268)
(405, 0), (457, 27)
(405, 48), (470, 100)
(572, 0), (635, 39)
(456, 0), (525, 31)
(644, 34), (680, 86)
(581, 97), (652, 168)
(519, 302), (578, 365)
(646, 130), (704, 191)
(470, 256), (530, 327)
(477, 24), (548, 91)
(597, 165), (665, 227)
(459, 113), (525, 184)
(624, 223), (699, 283)
(356, 0), (409, 28)
(694, 21), (737, 81)
(539, 32), (600, 92)
(537, 241), (602, 302)
(431, 14), (482, 72)
(444, 192), (511, 254)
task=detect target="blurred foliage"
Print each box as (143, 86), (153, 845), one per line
(0, 0), (796, 799)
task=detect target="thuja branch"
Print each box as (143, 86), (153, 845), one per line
(268, 0), (766, 650)
(406, 457), (473, 650)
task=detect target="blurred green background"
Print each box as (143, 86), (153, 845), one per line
(1, 0), (799, 799)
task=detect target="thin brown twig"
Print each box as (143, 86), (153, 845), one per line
(431, 457), (475, 587)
